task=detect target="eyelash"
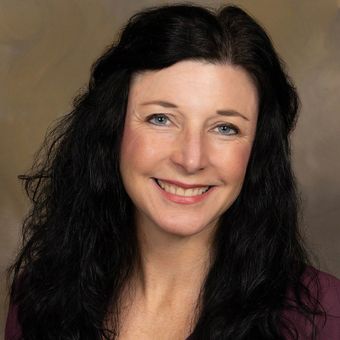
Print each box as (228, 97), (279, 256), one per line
(147, 113), (240, 136)
(147, 113), (171, 126)
(215, 124), (239, 136)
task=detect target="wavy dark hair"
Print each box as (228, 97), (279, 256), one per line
(9, 4), (324, 339)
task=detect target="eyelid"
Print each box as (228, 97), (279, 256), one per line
(213, 123), (240, 136)
(147, 113), (171, 126)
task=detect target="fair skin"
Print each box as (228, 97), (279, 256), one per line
(118, 60), (258, 339)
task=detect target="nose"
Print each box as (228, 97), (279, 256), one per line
(170, 127), (208, 174)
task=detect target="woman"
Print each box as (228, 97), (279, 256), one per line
(6, 3), (340, 339)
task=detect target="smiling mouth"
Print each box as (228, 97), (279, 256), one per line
(154, 178), (212, 197)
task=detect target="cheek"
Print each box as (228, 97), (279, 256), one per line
(120, 124), (162, 173)
(214, 143), (253, 182)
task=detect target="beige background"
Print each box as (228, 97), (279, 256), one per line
(0, 0), (339, 336)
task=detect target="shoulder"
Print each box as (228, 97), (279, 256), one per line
(5, 302), (22, 340)
(284, 266), (340, 339)
(306, 267), (340, 339)
(303, 266), (340, 315)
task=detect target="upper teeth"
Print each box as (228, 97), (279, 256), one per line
(156, 179), (210, 196)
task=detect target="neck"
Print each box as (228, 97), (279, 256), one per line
(131, 218), (215, 309)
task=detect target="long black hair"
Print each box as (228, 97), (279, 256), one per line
(9, 4), (323, 339)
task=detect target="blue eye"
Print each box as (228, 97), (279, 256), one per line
(216, 124), (239, 136)
(148, 114), (170, 126)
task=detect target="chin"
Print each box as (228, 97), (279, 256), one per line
(155, 218), (218, 238)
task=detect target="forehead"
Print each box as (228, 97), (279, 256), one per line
(128, 60), (258, 119)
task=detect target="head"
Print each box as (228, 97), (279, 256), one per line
(82, 4), (298, 237)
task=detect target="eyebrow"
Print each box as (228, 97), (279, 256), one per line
(216, 109), (250, 121)
(140, 100), (250, 121)
(141, 100), (178, 108)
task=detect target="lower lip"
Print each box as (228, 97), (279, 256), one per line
(152, 179), (215, 205)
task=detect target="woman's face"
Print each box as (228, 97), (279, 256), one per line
(120, 60), (258, 238)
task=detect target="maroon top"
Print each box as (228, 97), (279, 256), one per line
(281, 267), (340, 339)
(5, 267), (340, 339)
